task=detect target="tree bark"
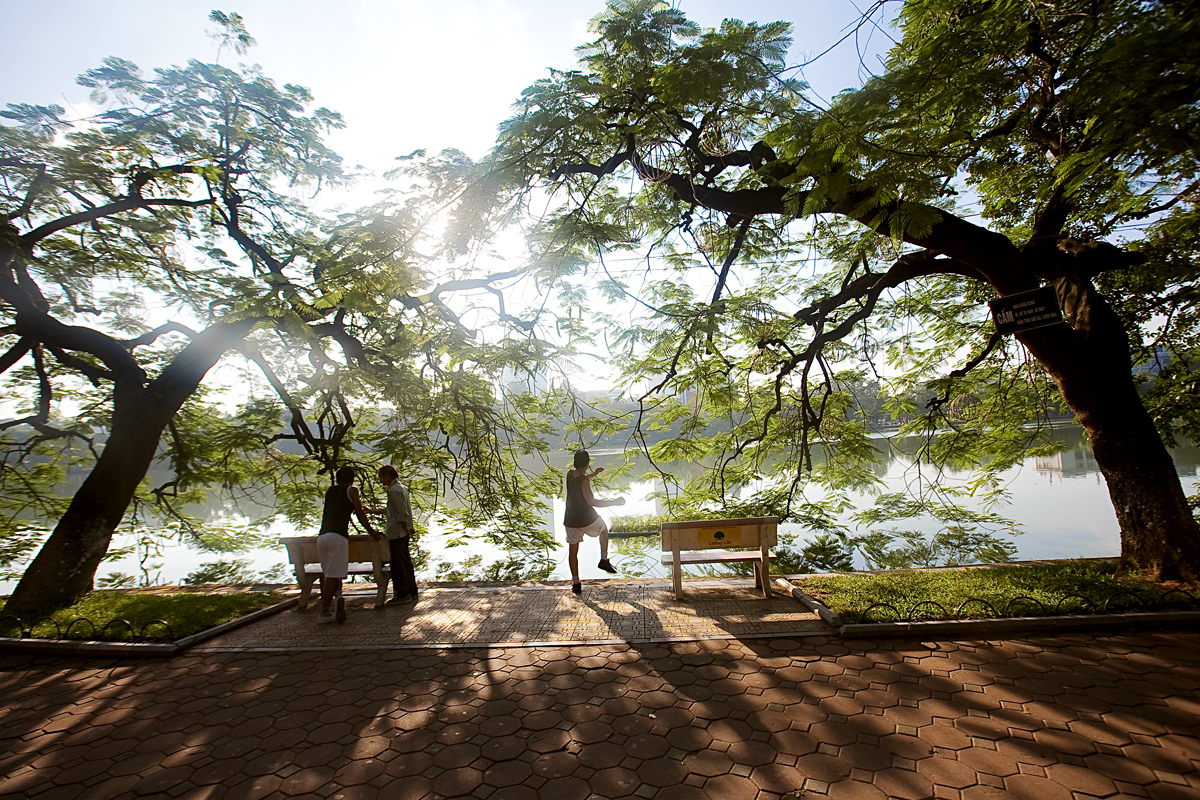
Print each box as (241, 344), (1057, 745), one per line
(4, 319), (257, 619)
(4, 393), (168, 618)
(1018, 276), (1200, 582)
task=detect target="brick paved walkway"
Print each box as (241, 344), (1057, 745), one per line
(1, 584), (1199, 800)
(196, 582), (827, 650)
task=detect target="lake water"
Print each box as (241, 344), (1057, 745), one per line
(5, 425), (1198, 592)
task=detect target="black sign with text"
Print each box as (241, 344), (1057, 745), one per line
(989, 286), (1064, 335)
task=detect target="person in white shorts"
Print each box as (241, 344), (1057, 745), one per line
(563, 449), (625, 595)
(316, 466), (381, 624)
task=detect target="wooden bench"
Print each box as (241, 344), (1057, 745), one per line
(280, 535), (391, 611)
(660, 517), (779, 600)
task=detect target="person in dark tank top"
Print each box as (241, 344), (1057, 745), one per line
(316, 466), (381, 624)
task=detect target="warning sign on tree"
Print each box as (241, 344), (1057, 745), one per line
(988, 286), (1064, 335)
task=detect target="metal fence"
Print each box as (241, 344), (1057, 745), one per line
(0, 614), (177, 643)
(851, 588), (1199, 624)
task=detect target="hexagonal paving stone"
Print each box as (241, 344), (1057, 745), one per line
(531, 751), (579, 780)
(590, 765), (641, 796)
(537, 775), (591, 800)
(809, 720), (859, 747)
(704, 772), (762, 800)
(683, 748), (734, 777)
(750, 761), (808, 792)
(623, 732), (671, 760)
(957, 747), (1020, 778)
(828, 778), (890, 800)
(873, 767), (937, 800)
(1031, 728), (1098, 757)
(433, 742), (481, 770)
(796, 752), (856, 784)
(915, 755), (980, 790)
(432, 765), (484, 796)
(1045, 763), (1123, 798)
(839, 741), (893, 771)
(570, 720), (613, 744)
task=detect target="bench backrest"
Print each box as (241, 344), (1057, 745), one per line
(660, 517), (779, 551)
(280, 535), (389, 564)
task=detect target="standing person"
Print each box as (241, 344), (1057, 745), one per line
(376, 464), (419, 606)
(563, 449), (625, 595)
(317, 466), (381, 624)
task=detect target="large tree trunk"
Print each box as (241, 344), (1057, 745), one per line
(4, 320), (255, 619)
(3, 395), (170, 618)
(1020, 276), (1200, 583)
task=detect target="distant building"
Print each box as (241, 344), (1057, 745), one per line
(1131, 347), (1171, 376)
(500, 365), (552, 395)
(1034, 448), (1100, 479)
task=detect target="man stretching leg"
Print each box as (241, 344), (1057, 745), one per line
(563, 449), (625, 595)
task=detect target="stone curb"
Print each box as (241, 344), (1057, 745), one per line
(775, 577), (844, 627)
(0, 596), (298, 659)
(193, 628), (835, 653)
(775, 569), (1200, 639)
(838, 609), (1200, 639)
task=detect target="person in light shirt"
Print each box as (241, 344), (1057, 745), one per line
(375, 464), (419, 606)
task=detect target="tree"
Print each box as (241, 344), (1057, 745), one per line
(472, 0), (1200, 581)
(0, 14), (563, 617)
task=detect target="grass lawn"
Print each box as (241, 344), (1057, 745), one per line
(790, 559), (1200, 623)
(1, 588), (286, 642)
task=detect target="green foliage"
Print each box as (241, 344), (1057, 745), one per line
(96, 572), (137, 589)
(182, 558), (281, 585)
(793, 559), (1191, 620)
(432, 553), (554, 583)
(608, 513), (664, 533)
(463, 0), (1200, 557)
(774, 532), (856, 574)
(0, 14), (578, 602)
(851, 527), (1019, 570)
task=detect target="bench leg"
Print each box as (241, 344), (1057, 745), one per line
(760, 546), (772, 598)
(673, 548), (683, 601)
(373, 562), (387, 609)
(296, 570), (314, 611)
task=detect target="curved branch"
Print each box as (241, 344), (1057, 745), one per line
(237, 344), (318, 456)
(47, 346), (114, 385)
(0, 337), (33, 376)
(309, 313), (378, 371)
(926, 329), (1005, 414)
(5, 163), (48, 222)
(793, 250), (982, 324)
(10, 312), (139, 384)
(0, 344), (86, 444)
(122, 321), (199, 350)
(549, 138), (634, 180)
(22, 196), (214, 245)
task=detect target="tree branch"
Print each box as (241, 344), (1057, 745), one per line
(925, 329), (1005, 413)
(0, 337), (33, 376)
(22, 196), (214, 245)
(238, 345), (319, 456)
(122, 321), (199, 350)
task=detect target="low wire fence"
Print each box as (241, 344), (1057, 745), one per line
(0, 615), (177, 643)
(850, 587), (1200, 624)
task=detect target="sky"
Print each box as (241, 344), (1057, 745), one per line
(2, 1), (897, 177)
(2, 0), (901, 393)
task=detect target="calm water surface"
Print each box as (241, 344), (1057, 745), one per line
(8, 425), (1197, 590)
